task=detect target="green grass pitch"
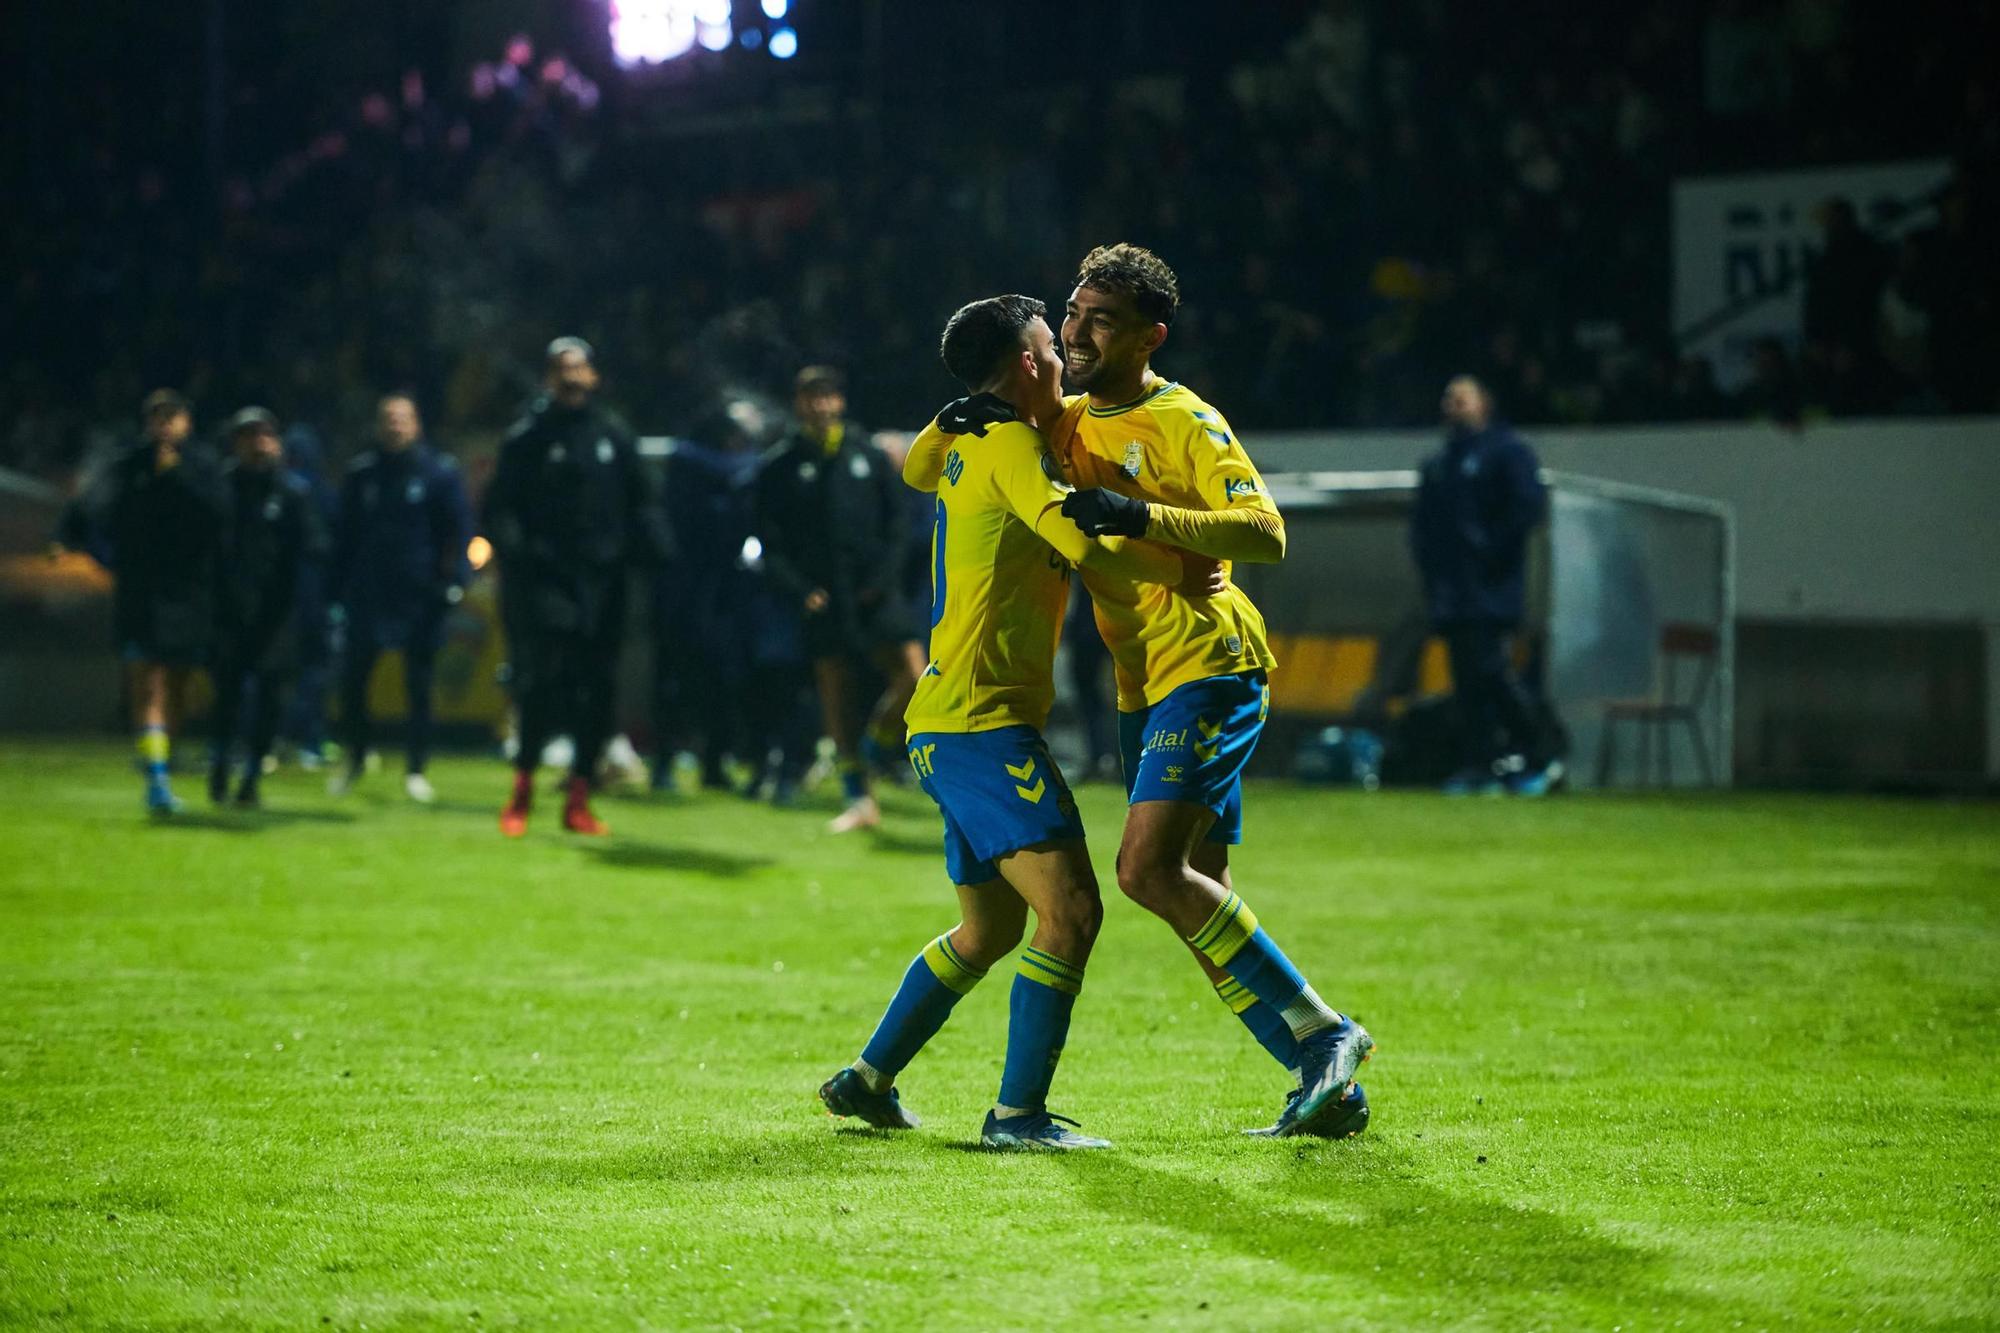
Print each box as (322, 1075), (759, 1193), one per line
(2, 741), (1996, 1329)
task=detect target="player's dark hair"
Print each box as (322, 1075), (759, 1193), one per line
(939, 294), (1047, 389)
(1074, 243), (1180, 326)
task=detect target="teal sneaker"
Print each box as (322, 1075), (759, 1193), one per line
(145, 778), (182, 818)
(979, 1109), (1112, 1151)
(1441, 767), (1502, 796)
(1246, 1080), (1369, 1139)
(1284, 1017), (1374, 1137)
(819, 1068), (920, 1129)
(1504, 759), (1565, 797)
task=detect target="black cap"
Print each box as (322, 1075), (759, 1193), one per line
(226, 406), (281, 435)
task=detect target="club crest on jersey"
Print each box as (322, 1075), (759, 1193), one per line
(849, 453), (871, 479)
(1225, 635), (1243, 654)
(1224, 477), (1260, 502)
(406, 479), (426, 504)
(798, 460), (818, 482)
(596, 438), (615, 464)
(262, 497), (283, 522)
(1120, 441), (1144, 479)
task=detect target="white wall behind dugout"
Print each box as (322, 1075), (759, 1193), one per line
(1251, 417), (2000, 780)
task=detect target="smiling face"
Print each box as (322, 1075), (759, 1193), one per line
(1061, 284), (1165, 399)
(1019, 316), (1066, 427)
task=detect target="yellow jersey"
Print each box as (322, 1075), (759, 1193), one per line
(1049, 382), (1280, 710)
(904, 415), (1180, 736)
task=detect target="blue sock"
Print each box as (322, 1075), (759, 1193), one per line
(1215, 976), (1302, 1069)
(1190, 892), (1338, 1042)
(996, 947), (1084, 1114)
(856, 933), (984, 1085)
(839, 761), (869, 803)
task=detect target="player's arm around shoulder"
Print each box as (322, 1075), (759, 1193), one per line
(1143, 399), (1286, 564)
(987, 426), (1183, 589)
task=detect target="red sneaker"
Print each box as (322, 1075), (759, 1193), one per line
(561, 776), (609, 836)
(500, 771), (533, 837)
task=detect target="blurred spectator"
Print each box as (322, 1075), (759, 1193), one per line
(1909, 177), (1999, 413)
(1410, 376), (1556, 797)
(753, 366), (925, 834)
(3, 3), (1996, 463)
(652, 399), (767, 791)
(485, 338), (669, 837)
(329, 393), (474, 804)
(54, 390), (227, 815)
(278, 423), (340, 768)
(210, 408), (324, 808)
(1802, 197), (1891, 414)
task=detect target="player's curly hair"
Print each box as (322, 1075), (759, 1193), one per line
(939, 294), (1047, 388)
(1073, 243), (1180, 326)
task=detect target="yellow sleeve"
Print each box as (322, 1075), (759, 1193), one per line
(904, 419), (954, 492)
(1144, 407), (1286, 563)
(988, 433), (1182, 587)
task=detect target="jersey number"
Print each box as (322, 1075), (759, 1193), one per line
(928, 499), (948, 629)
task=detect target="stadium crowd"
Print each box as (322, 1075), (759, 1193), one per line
(6, 1), (1998, 483)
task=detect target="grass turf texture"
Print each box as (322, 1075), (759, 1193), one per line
(1, 742), (1996, 1330)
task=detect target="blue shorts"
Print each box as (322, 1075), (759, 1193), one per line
(1117, 671), (1269, 845)
(908, 726), (1085, 886)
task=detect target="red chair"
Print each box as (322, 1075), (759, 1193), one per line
(1596, 623), (1720, 787)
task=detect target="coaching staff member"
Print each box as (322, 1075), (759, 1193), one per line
(754, 366), (926, 833)
(1411, 375), (1556, 796)
(210, 408), (324, 807)
(485, 337), (671, 837)
(329, 392), (474, 805)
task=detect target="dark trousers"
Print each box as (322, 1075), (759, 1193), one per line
(1443, 620), (1540, 772)
(341, 629), (439, 775)
(652, 577), (746, 781)
(1064, 583), (1114, 772)
(212, 652), (287, 790)
(744, 660), (816, 787)
(512, 627), (619, 781)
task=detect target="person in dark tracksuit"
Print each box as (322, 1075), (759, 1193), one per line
(55, 389), (228, 815)
(329, 393), (474, 804)
(485, 337), (671, 837)
(1063, 579), (1117, 781)
(652, 405), (762, 791)
(279, 423), (339, 768)
(1411, 375), (1556, 796)
(753, 366), (927, 833)
(210, 408), (323, 807)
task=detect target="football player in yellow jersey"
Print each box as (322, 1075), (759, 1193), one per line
(912, 245), (1373, 1139)
(819, 294), (1215, 1150)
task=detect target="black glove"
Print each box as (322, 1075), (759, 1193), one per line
(936, 393), (1016, 438)
(1061, 487), (1151, 538)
